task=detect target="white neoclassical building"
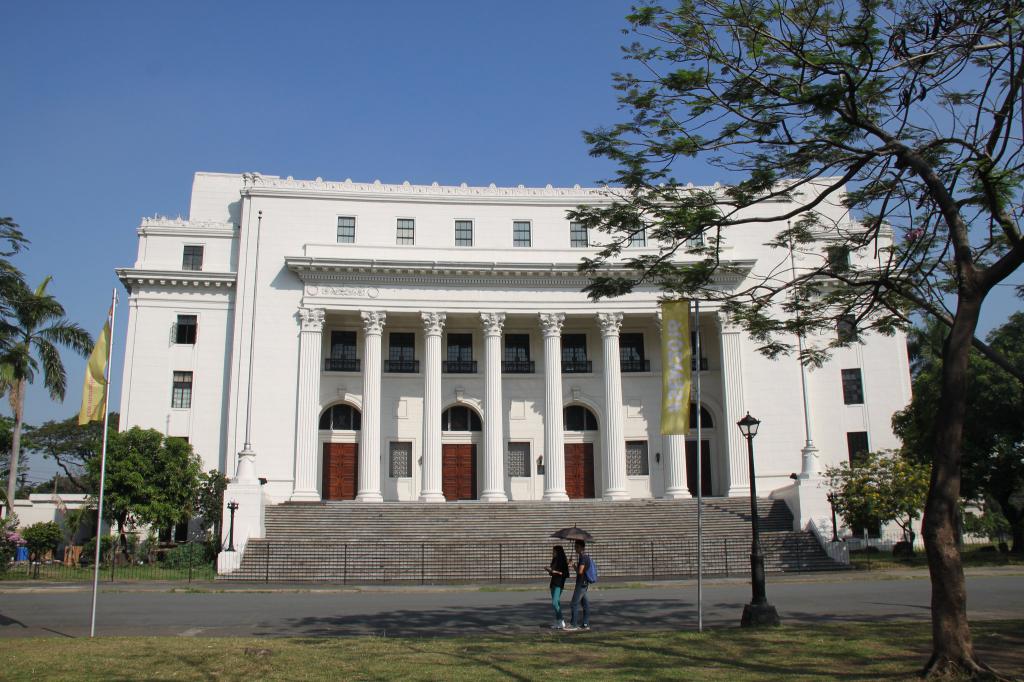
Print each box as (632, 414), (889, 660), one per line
(116, 172), (911, 537)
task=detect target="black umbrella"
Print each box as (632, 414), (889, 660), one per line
(550, 525), (594, 542)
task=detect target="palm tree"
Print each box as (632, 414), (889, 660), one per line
(2, 276), (92, 514)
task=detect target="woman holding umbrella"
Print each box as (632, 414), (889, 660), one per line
(549, 525), (594, 631)
(545, 545), (570, 629)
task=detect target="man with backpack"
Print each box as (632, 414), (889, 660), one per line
(567, 539), (596, 631)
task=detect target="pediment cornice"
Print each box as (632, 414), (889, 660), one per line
(137, 217), (236, 237)
(115, 268), (236, 293)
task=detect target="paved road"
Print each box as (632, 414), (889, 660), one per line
(1, 570), (1021, 638)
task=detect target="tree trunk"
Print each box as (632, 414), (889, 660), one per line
(3, 379), (25, 516)
(921, 296), (994, 677)
(1002, 502), (1023, 554)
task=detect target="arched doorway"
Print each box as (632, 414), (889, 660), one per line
(686, 405), (716, 497)
(320, 404), (361, 500)
(563, 404), (598, 499)
(441, 405), (481, 501)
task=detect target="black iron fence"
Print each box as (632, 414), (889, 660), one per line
(225, 534), (833, 583)
(1, 542), (216, 583)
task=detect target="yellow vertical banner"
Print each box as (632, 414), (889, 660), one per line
(78, 320), (110, 425)
(661, 300), (692, 435)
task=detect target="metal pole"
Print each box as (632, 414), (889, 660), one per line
(694, 299), (703, 633)
(746, 433), (767, 605)
(90, 288), (118, 638)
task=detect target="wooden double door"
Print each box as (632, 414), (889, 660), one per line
(323, 442), (358, 500)
(686, 440), (713, 497)
(564, 443), (596, 499)
(442, 443), (477, 501)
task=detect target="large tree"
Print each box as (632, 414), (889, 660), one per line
(572, 0), (1023, 674)
(895, 313), (1024, 552)
(23, 413), (120, 492)
(1, 277), (92, 515)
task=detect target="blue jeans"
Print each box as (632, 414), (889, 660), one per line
(550, 586), (563, 621)
(570, 582), (589, 626)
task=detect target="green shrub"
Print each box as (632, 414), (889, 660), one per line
(21, 521), (64, 560)
(81, 536), (114, 564)
(161, 542), (213, 569)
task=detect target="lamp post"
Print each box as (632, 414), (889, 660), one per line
(226, 501), (239, 552)
(737, 412), (780, 626)
(827, 492), (839, 542)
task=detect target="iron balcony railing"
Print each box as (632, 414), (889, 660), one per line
(621, 359), (651, 372)
(442, 360), (477, 374)
(384, 360), (420, 373)
(562, 359), (593, 373)
(502, 360), (535, 374)
(324, 358), (361, 372)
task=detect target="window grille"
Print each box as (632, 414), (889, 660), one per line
(569, 221), (589, 247)
(841, 368), (865, 404)
(337, 217), (356, 243)
(626, 441), (649, 475)
(389, 442), (412, 478)
(513, 221), (531, 247)
(455, 220), (473, 246)
(182, 245), (203, 271)
(396, 218), (415, 245)
(507, 442), (530, 477)
(171, 371), (193, 409)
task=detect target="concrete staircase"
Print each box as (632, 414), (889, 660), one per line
(220, 497), (845, 582)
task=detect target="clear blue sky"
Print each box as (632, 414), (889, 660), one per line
(2, 1), (1020, 484)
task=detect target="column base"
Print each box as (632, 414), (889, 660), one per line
(480, 491), (508, 503)
(663, 488), (692, 500)
(741, 602), (781, 627)
(419, 492), (446, 503)
(603, 490), (630, 501)
(543, 491), (569, 502)
(356, 492), (384, 503)
(289, 489), (322, 502)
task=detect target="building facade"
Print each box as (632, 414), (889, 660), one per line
(116, 172), (912, 510)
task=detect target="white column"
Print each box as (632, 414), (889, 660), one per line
(655, 310), (691, 499)
(357, 311), (386, 502)
(720, 312), (750, 497)
(480, 313), (508, 502)
(291, 307), (325, 501)
(597, 313), (629, 500)
(539, 313), (568, 501)
(420, 312), (446, 502)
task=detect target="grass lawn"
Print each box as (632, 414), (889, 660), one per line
(0, 562), (217, 582)
(850, 544), (1024, 571)
(2, 620), (1021, 681)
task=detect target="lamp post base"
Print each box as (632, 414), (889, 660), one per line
(741, 602), (781, 627)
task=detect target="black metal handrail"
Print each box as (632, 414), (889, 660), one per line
(562, 359), (593, 373)
(324, 358), (361, 372)
(384, 360), (420, 373)
(502, 360), (535, 374)
(621, 359), (651, 372)
(442, 360), (477, 373)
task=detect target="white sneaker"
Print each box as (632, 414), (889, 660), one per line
(550, 622), (563, 629)
(558, 620), (566, 629)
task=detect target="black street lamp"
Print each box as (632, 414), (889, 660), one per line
(826, 492), (840, 542)
(737, 412), (780, 627)
(226, 501), (239, 552)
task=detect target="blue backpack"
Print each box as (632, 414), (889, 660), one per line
(584, 555), (599, 583)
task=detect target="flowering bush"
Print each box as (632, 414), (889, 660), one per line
(1, 513), (26, 572)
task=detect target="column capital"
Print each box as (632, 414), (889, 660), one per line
(538, 312), (565, 337)
(421, 311), (447, 336)
(360, 310), (387, 335)
(596, 312), (624, 336)
(480, 312), (506, 336)
(298, 306), (326, 332)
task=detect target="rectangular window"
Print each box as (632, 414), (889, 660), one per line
(444, 333), (475, 373)
(512, 221), (532, 247)
(396, 218), (415, 245)
(386, 332), (417, 372)
(503, 333), (533, 373)
(629, 229), (647, 247)
(561, 333), (590, 373)
(507, 442), (531, 478)
(841, 368), (865, 404)
(837, 315), (858, 343)
(389, 441), (413, 478)
(337, 216), (356, 243)
(175, 315), (197, 345)
(686, 232), (705, 248)
(455, 220), (473, 246)
(827, 245), (851, 271)
(182, 245), (203, 271)
(619, 333), (648, 371)
(171, 371), (193, 409)
(327, 331), (359, 371)
(626, 441), (650, 476)
(569, 221), (589, 247)
(846, 431), (870, 465)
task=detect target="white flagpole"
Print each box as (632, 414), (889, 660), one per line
(90, 288), (118, 638)
(694, 299), (703, 633)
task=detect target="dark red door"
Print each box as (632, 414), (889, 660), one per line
(564, 443), (596, 499)
(323, 443), (358, 500)
(442, 444), (477, 501)
(686, 440), (712, 497)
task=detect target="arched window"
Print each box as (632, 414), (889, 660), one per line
(564, 405), (598, 431)
(318, 404), (361, 431)
(688, 405), (714, 429)
(441, 406), (482, 432)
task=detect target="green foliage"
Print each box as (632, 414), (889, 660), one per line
(87, 427), (203, 538)
(194, 469), (228, 549)
(81, 535), (113, 564)
(22, 412), (119, 492)
(20, 521), (64, 558)
(825, 450), (930, 542)
(160, 542), (214, 569)
(963, 503), (1012, 545)
(1, 513), (24, 572)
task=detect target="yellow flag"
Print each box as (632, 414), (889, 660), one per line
(78, 320), (110, 425)
(661, 300), (692, 435)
